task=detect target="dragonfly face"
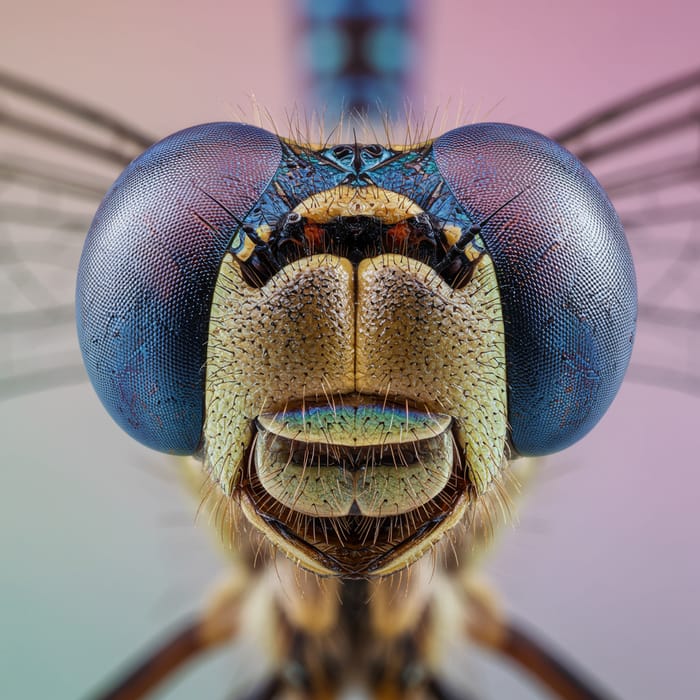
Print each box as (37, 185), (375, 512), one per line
(76, 121), (636, 577)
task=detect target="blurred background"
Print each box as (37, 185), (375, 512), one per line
(1, 1), (698, 698)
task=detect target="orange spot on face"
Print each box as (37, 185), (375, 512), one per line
(387, 222), (411, 244)
(304, 224), (326, 247)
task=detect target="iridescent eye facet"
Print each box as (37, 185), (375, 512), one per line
(76, 123), (283, 454)
(432, 123), (637, 455)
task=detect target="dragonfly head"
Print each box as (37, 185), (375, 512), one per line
(76, 122), (636, 577)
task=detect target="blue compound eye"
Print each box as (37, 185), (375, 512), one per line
(76, 123), (283, 454)
(432, 123), (637, 456)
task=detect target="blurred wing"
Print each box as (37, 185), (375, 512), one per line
(0, 70), (154, 397)
(553, 68), (700, 396)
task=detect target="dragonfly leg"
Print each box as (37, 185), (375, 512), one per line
(462, 577), (619, 700)
(90, 573), (249, 700)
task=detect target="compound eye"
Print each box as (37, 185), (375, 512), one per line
(433, 123), (637, 456)
(76, 122), (282, 454)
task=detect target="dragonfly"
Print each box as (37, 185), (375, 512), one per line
(1, 3), (698, 699)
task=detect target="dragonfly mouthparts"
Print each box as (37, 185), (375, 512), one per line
(253, 400), (454, 517)
(237, 398), (470, 577)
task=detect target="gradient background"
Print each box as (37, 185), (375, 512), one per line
(1, 1), (698, 698)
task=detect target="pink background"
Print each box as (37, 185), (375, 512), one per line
(1, 2), (698, 698)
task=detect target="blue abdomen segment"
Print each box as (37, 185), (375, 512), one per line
(300, 0), (416, 121)
(76, 123), (282, 454)
(433, 123), (637, 455)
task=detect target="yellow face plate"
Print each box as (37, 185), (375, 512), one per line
(203, 185), (507, 577)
